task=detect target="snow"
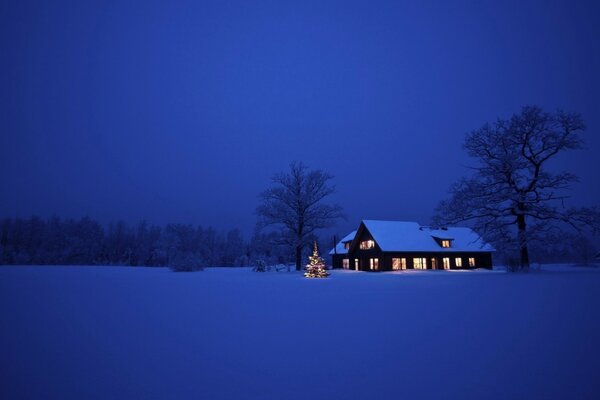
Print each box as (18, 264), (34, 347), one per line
(361, 220), (495, 252)
(328, 230), (356, 255)
(1, 265), (599, 399)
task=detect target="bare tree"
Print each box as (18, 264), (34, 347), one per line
(256, 161), (345, 271)
(434, 106), (599, 270)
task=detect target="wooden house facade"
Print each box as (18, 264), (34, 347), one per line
(330, 220), (493, 271)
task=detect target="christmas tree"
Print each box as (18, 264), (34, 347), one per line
(304, 241), (330, 278)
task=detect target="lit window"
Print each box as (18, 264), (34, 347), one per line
(354, 259), (359, 271)
(455, 257), (463, 267)
(369, 258), (379, 270)
(360, 240), (375, 250)
(441, 240), (451, 248)
(413, 258), (427, 270)
(342, 259), (349, 269)
(469, 257), (475, 267)
(431, 258), (438, 270)
(443, 258), (450, 270)
(344, 242), (350, 250)
(392, 258), (406, 270)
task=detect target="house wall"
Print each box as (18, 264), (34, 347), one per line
(331, 223), (493, 271)
(348, 229), (384, 270)
(331, 254), (345, 268)
(341, 251), (493, 271)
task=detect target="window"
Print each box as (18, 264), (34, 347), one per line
(369, 258), (379, 270)
(443, 257), (450, 270)
(344, 242), (350, 250)
(431, 258), (438, 270)
(455, 257), (463, 267)
(354, 259), (359, 271)
(392, 258), (407, 270)
(360, 240), (375, 250)
(441, 240), (451, 248)
(469, 257), (475, 267)
(342, 259), (349, 269)
(413, 257), (427, 270)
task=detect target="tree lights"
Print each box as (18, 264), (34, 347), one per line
(304, 241), (330, 278)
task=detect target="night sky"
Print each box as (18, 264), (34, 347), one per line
(2, 0), (599, 237)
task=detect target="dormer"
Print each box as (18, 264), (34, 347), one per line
(431, 236), (453, 248)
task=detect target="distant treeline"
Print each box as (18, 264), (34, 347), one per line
(0, 216), (297, 268)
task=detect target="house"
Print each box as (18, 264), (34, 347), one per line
(329, 220), (494, 271)
(329, 230), (357, 270)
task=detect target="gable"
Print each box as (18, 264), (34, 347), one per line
(352, 225), (381, 252)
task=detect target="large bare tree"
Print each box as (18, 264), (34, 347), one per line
(434, 106), (598, 270)
(256, 161), (344, 271)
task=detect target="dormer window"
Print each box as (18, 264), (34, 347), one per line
(360, 240), (375, 250)
(344, 242), (350, 250)
(431, 235), (453, 248)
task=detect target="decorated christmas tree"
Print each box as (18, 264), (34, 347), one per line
(304, 241), (330, 278)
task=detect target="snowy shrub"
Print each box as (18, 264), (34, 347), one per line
(253, 259), (267, 272)
(168, 253), (204, 272)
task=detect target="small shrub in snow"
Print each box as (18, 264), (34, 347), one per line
(252, 260), (267, 272)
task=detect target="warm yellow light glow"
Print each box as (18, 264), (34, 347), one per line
(392, 258), (407, 270)
(369, 258), (379, 270)
(469, 257), (475, 267)
(455, 257), (463, 267)
(354, 259), (359, 270)
(342, 259), (350, 269)
(443, 257), (450, 270)
(441, 240), (451, 248)
(304, 241), (329, 278)
(413, 257), (427, 269)
(360, 240), (375, 250)
(431, 258), (438, 269)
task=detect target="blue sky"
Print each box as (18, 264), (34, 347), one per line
(1, 0), (599, 236)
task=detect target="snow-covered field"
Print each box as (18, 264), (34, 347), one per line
(1, 265), (599, 399)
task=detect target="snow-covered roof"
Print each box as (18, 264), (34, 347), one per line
(329, 231), (357, 255)
(427, 228), (455, 240)
(358, 220), (494, 253)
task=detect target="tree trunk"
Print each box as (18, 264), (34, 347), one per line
(517, 213), (530, 270)
(295, 245), (302, 271)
